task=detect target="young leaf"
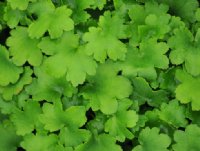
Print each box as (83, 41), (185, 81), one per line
(173, 124), (200, 151)
(105, 99), (138, 142)
(10, 101), (41, 135)
(66, 0), (94, 24)
(7, 27), (43, 66)
(156, 0), (199, 23)
(0, 45), (23, 86)
(131, 77), (168, 107)
(3, 6), (27, 28)
(0, 67), (32, 100)
(26, 67), (75, 102)
(28, 1), (74, 39)
(132, 127), (171, 151)
(175, 69), (200, 111)
(168, 27), (200, 76)
(75, 134), (122, 151)
(158, 100), (188, 128)
(0, 121), (22, 151)
(121, 38), (169, 80)
(8, 0), (36, 10)
(81, 62), (132, 114)
(21, 133), (58, 151)
(39, 32), (97, 86)
(59, 127), (91, 148)
(39, 102), (86, 132)
(83, 11), (128, 62)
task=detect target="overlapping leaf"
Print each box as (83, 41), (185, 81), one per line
(132, 127), (171, 151)
(0, 45), (23, 86)
(26, 67), (74, 102)
(28, 0), (74, 38)
(105, 99), (138, 141)
(83, 11), (128, 62)
(7, 27), (43, 66)
(173, 124), (200, 151)
(168, 27), (200, 76)
(121, 39), (169, 80)
(38, 32), (97, 86)
(39, 101), (86, 132)
(175, 69), (200, 110)
(81, 62), (132, 114)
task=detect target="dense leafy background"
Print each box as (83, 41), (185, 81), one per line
(0, 0), (200, 150)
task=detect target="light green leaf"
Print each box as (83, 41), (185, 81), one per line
(39, 102), (86, 132)
(21, 133), (58, 151)
(121, 38), (169, 80)
(7, 27), (43, 66)
(75, 134), (122, 151)
(0, 67), (32, 100)
(10, 101), (41, 135)
(131, 77), (168, 107)
(133, 127), (171, 151)
(175, 69), (200, 110)
(59, 127), (91, 147)
(26, 67), (75, 102)
(28, 1), (74, 39)
(8, 0), (36, 10)
(3, 6), (27, 28)
(158, 100), (188, 127)
(173, 124), (200, 151)
(105, 99), (138, 141)
(81, 62), (132, 114)
(168, 27), (200, 76)
(0, 121), (22, 151)
(39, 32), (97, 86)
(83, 11), (128, 62)
(0, 45), (23, 86)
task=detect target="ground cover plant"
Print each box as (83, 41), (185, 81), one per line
(0, 0), (200, 150)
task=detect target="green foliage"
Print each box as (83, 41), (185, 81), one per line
(0, 0), (200, 150)
(173, 124), (200, 151)
(133, 127), (171, 151)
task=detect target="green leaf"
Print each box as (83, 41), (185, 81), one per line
(39, 102), (86, 132)
(21, 133), (58, 151)
(66, 0), (93, 24)
(0, 45), (23, 86)
(156, 0), (199, 23)
(83, 11), (128, 62)
(59, 127), (91, 147)
(3, 6), (27, 28)
(0, 121), (22, 151)
(26, 67), (75, 102)
(28, 1), (74, 38)
(0, 67), (32, 100)
(173, 124), (200, 151)
(186, 106), (200, 126)
(81, 62), (132, 114)
(0, 97), (15, 114)
(7, 27), (43, 66)
(75, 134), (122, 151)
(39, 32), (97, 86)
(10, 101), (41, 135)
(175, 69), (200, 111)
(168, 27), (200, 76)
(131, 77), (168, 107)
(121, 38), (169, 80)
(195, 8), (200, 21)
(8, 0), (36, 10)
(158, 100), (188, 128)
(128, 2), (170, 43)
(158, 67), (177, 94)
(132, 127), (171, 151)
(105, 99), (138, 142)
